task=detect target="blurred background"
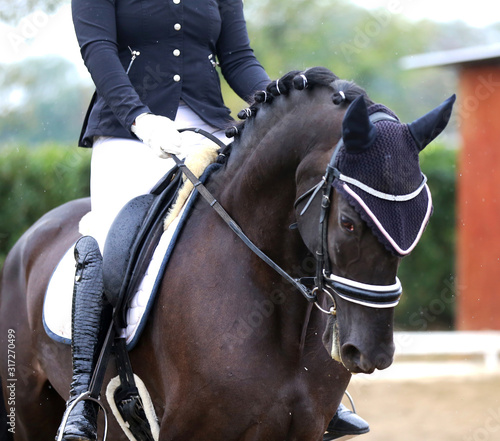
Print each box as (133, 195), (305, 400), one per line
(0, 0), (500, 331)
(0, 0), (479, 329)
(0, 0), (480, 330)
(1, 2), (500, 438)
(0, 0), (472, 328)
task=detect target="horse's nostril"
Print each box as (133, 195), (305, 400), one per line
(341, 344), (362, 368)
(341, 342), (394, 373)
(341, 343), (381, 374)
(374, 351), (394, 370)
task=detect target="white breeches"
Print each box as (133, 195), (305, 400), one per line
(84, 102), (228, 251)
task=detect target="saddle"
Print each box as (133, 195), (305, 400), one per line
(102, 165), (183, 329)
(102, 127), (228, 329)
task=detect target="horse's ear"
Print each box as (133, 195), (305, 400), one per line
(408, 94), (456, 151)
(342, 95), (377, 153)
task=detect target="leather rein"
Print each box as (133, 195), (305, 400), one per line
(176, 123), (403, 314)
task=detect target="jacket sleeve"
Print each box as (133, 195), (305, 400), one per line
(216, 0), (270, 102)
(71, 0), (150, 131)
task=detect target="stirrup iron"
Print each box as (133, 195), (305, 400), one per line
(56, 392), (109, 441)
(344, 390), (357, 414)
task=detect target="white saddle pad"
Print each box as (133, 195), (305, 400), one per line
(43, 193), (191, 349)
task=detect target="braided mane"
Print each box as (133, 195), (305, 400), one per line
(219, 67), (373, 161)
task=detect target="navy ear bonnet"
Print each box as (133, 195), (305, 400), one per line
(333, 95), (455, 257)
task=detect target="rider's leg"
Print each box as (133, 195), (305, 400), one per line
(87, 138), (174, 251)
(58, 236), (110, 441)
(323, 403), (370, 440)
(87, 107), (227, 252)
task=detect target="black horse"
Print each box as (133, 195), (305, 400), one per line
(0, 67), (454, 440)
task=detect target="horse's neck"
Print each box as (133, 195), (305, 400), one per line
(220, 101), (339, 235)
(216, 96), (343, 265)
(219, 136), (301, 252)
(205, 97), (342, 347)
(210, 119), (314, 337)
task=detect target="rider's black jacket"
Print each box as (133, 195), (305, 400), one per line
(72, 0), (270, 147)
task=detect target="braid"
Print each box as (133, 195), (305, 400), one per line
(267, 70), (301, 96)
(237, 105), (259, 120)
(254, 90), (274, 104)
(225, 124), (242, 138)
(225, 67), (373, 143)
(293, 66), (339, 90)
(331, 79), (373, 106)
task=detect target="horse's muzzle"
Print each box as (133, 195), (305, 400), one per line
(340, 340), (395, 374)
(323, 299), (396, 374)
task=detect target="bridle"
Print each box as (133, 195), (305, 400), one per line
(175, 120), (406, 316)
(294, 111), (406, 313)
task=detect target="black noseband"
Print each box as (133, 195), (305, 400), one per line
(324, 272), (402, 308)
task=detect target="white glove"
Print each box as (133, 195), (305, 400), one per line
(131, 113), (182, 158)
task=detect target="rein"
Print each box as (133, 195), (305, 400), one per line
(176, 121), (407, 313)
(173, 128), (316, 303)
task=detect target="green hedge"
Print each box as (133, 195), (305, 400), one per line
(0, 143), (456, 329)
(0, 145), (91, 266)
(396, 143), (457, 330)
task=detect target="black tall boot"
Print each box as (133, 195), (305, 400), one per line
(57, 236), (110, 441)
(323, 404), (370, 440)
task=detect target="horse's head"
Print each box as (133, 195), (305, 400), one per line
(224, 68), (454, 374)
(292, 73), (455, 373)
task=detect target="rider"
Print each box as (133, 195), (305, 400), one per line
(57, 0), (368, 439)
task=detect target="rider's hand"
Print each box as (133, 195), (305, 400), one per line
(131, 113), (182, 158)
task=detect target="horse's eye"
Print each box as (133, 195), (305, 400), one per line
(341, 217), (355, 232)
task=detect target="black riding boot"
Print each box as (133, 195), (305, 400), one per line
(57, 236), (109, 441)
(323, 404), (370, 440)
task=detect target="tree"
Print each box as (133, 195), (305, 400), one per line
(0, 56), (93, 146)
(0, 0), (67, 23)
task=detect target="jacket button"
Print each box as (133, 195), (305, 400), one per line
(173, 49), (180, 57)
(173, 0), (180, 4)
(174, 23), (181, 31)
(173, 74), (181, 82)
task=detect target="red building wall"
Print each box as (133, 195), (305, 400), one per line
(456, 64), (500, 330)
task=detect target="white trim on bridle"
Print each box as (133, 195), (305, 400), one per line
(325, 272), (402, 293)
(342, 182), (433, 256)
(338, 173), (427, 202)
(323, 272), (402, 309)
(334, 292), (400, 308)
